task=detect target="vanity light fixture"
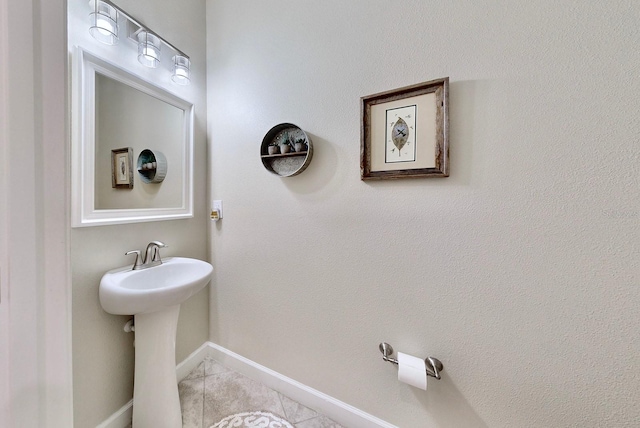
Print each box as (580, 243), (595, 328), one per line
(137, 31), (161, 68)
(87, 0), (190, 85)
(171, 55), (191, 85)
(89, 0), (118, 45)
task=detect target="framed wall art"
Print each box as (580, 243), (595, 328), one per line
(111, 147), (134, 189)
(360, 77), (449, 180)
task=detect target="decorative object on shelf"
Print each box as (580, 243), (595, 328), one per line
(279, 132), (292, 154)
(87, 0), (190, 85)
(111, 147), (134, 189)
(293, 138), (307, 153)
(260, 123), (313, 177)
(361, 77), (449, 180)
(137, 149), (167, 183)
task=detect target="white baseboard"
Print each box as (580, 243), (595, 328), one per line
(95, 399), (133, 428)
(176, 342), (212, 382)
(204, 342), (396, 428)
(97, 341), (395, 428)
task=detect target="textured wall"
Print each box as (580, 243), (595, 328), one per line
(206, 1), (640, 427)
(68, 0), (208, 426)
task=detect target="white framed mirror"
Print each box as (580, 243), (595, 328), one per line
(71, 47), (194, 227)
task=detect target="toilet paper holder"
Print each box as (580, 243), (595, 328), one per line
(379, 342), (443, 380)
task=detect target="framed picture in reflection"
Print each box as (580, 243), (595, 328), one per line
(111, 147), (134, 189)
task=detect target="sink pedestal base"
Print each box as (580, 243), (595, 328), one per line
(132, 304), (182, 428)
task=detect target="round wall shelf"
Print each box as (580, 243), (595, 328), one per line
(137, 149), (167, 183)
(260, 123), (313, 177)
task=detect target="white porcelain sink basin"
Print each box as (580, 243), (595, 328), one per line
(99, 257), (213, 315)
(99, 256), (213, 427)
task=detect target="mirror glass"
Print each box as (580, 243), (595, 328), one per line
(94, 74), (184, 209)
(72, 48), (194, 227)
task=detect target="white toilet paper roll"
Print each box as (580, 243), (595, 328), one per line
(397, 352), (428, 390)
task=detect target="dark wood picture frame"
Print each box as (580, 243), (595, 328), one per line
(361, 77), (449, 180)
(111, 147), (134, 189)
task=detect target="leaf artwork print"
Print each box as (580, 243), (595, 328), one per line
(385, 105), (417, 163)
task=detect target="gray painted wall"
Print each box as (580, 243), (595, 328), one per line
(206, 1), (640, 427)
(68, 0), (208, 426)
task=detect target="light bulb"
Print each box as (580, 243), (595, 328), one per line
(89, 0), (118, 45)
(95, 16), (114, 36)
(137, 31), (161, 68)
(172, 55), (190, 85)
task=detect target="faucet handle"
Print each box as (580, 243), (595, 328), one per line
(149, 241), (167, 249)
(145, 241), (168, 263)
(125, 250), (142, 270)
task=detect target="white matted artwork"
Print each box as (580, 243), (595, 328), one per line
(385, 104), (417, 163)
(111, 147), (133, 189)
(361, 78), (449, 179)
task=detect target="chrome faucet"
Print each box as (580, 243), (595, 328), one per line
(125, 241), (168, 270)
(144, 241), (167, 267)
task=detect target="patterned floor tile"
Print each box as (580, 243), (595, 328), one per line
(278, 392), (318, 423)
(183, 360), (206, 381)
(179, 377), (204, 428)
(179, 358), (344, 428)
(294, 414), (344, 428)
(204, 356), (231, 377)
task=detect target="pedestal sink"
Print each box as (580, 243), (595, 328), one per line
(99, 257), (213, 428)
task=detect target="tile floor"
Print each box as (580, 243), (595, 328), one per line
(178, 356), (345, 428)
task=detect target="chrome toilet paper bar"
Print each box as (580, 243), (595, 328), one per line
(379, 342), (443, 380)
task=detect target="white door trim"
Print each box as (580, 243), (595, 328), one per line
(1, 0), (73, 426)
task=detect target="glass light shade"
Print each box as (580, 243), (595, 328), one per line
(89, 0), (118, 45)
(137, 31), (161, 68)
(171, 56), (191, 85)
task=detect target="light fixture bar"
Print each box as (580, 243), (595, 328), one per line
(94, 0), (189, 60)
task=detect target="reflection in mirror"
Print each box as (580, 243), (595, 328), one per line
(94, 73), (183, 209)
(72, 48), (194, 227)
